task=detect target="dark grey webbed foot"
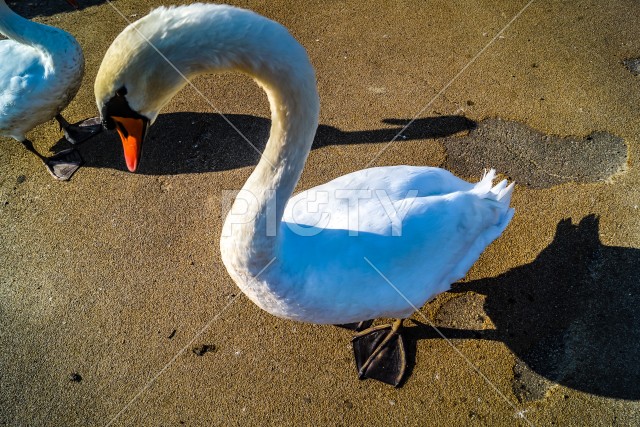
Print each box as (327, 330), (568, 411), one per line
(44, 148), (83, 181)
(57, 115), (102, 145)
(19, 139), (82, 181)
(352, 318), (406, 387)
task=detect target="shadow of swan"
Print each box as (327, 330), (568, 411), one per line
(6, 0), (107, 18)
(400, 215), (640, 399)
(68, 113), (475, 175)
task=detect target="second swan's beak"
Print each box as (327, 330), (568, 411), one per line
(112, 116), (147, 172)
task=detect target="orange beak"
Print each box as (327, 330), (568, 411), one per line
(65, 0), (79, 8)
(112, 116), (146, 172)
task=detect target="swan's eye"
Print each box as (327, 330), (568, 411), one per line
(101, 86), (148, 133)
(102, 88), (135, 130)
(102, 117), (116, 130)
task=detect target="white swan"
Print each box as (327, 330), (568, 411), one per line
(95, 4), (514, 386)
(0, 0), (101, 180)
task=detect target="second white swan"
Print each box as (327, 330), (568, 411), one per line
(0, 0), (101, 180)
(95, 4), (514, 386)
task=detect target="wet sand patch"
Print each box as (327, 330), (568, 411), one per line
(442, 118), (627, 188)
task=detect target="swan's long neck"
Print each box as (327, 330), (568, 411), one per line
(97, 5), (319, 273)
(0, 0), (74, 53)
(231, 64), (319, 269)
(0, 0), (34, 44)
(208, 9), (320, 272)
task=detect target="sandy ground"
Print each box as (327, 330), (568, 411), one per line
(2, 0), (640, 425)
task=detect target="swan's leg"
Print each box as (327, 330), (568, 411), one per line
(351, 318), (406, 387)
(56, 114), (102, 145)
(19, 139), (83, 181)
(336, 319), (374, 331)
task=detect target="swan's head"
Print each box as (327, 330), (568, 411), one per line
(94, 11), (186, 172)
(95, 3), (320, 173)
(97, 85), (150, 173)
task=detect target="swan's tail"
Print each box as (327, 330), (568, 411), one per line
(445, 170), (515, 284)
(473, 169), (515, 227)
(474, 169), (515, 203)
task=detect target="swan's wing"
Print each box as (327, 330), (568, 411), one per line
(0, 41), (45, 106)
(279, 167), (514, 323)
(0, 40), (47, 138)
(283, 166), (476, 234)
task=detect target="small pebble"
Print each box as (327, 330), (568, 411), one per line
(69, 372), (82, 383)
(192, 344), (216, 356)
(623, 58), (640, 75)
(16, 175), (26, 184)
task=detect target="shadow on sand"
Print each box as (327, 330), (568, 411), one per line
(400, 215), (640, 399)
(62, 113), (475, 174)
(7, 0), (106, 18)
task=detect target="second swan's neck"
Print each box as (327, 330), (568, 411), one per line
(0, 0), (77, 54)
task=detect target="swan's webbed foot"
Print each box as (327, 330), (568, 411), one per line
(20, 139), (82, 181)
(56, 115), (103, 145)
(351, 318), (406, 387)
(44, 148), (83, 181)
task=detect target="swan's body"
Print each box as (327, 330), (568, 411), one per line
(0, 0), (100, 180)
(96, 3), (514, 384)
(272, 166), (513, 323)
